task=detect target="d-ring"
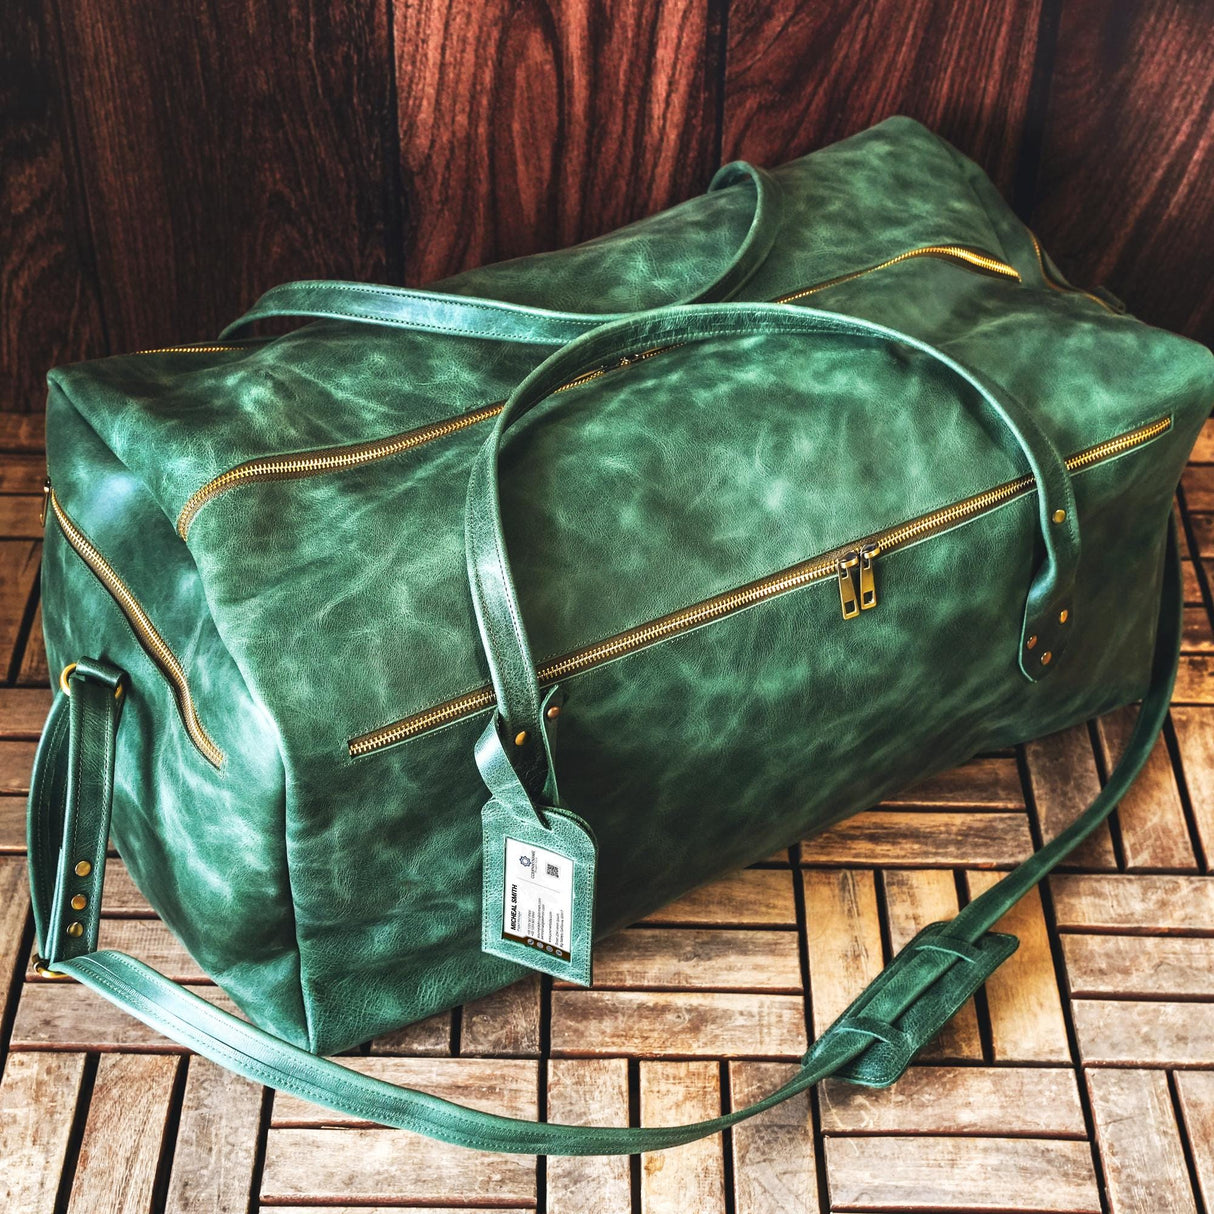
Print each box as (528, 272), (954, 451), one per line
(59, 663), (124, 701)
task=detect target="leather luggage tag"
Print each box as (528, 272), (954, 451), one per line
(476, 697), (597, 985)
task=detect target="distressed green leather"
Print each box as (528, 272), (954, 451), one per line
(29, 116), (1214, 1150)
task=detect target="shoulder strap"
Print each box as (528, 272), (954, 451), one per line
(26, 527), (1181, 1155)
(219, 162), (781, 344)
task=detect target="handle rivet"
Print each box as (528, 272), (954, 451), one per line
(1052, 509), (1066, 524)
(514, 730), (528, 747)
(1041, 650), (1053, 665)
(545, 705), (561, 720)
(70, 894), (87, 911)
(1026, 635), (1038, 650)
(1059, 608), (1069, 624)
(66, 922), (84, 938)
(73, 860), (92, 877)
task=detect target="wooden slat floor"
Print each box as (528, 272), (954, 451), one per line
(3, 413), (1214, 1212)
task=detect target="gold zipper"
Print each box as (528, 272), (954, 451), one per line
(349, 415), (1172, 758)
(175, 245), (1022, 537)
(136, 345), (247, 355)
(772, 245), (1020, 305)
(1028, 231), (1120, 314)
(47, 488), (224, 768)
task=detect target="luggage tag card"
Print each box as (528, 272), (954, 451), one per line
(481, 797), (597, 986)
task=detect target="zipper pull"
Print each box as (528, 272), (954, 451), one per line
(859, 543), (879, 611)
(40, 477), (51, 527)
(837, 551), (860, 619)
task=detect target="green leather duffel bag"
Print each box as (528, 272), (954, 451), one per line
(28, 116), (1214, 1154)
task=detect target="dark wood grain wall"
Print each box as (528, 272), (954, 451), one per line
(3, 0), (1211, 412)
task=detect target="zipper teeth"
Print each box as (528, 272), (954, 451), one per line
(177, 246), (1021, 535)
(136, 345), (246, 355)
(348, 415), (1172, 757)
(772, 246), (1020, 304)
(1028, 231), (1119, 314)
(49, 491), (225, 768)
(177, 403), (507, 538)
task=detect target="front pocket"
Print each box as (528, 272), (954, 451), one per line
(48, 487), (224, 768)
(348, 415), (1172, 757)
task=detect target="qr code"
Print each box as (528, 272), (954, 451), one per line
(546, 862), (560, 878)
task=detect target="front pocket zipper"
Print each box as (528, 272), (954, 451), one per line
(174, 244), (1025, 538)
(46, 486), (224, 768)
(348, 415), (1172, 758)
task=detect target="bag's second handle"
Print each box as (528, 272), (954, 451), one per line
(219, 162), (781, 345)
(26, 528), (1181, 1155)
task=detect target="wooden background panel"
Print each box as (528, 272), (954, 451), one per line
(394, 0), (723, 284)
(51, 0), (397, 355)
(1031, 0), (1214, 339)
(0, 0), (106, 413)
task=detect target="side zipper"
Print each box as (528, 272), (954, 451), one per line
(45, 485), (224, 768)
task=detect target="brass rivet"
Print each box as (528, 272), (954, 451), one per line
(545, 705), (561, 720)
(1053, 509), (1066, 524)
(1026, 635), (1038, 650)
(1059, 608), (1069, 624)
(1041, 651), (1053, 665)
(66, 922), (84, 938)
(73, 860), (91, 877)
(514, 730), (528, 747)
(70, 894), (87, 911)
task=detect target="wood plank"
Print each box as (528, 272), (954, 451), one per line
(639, 1061), (724, 1214)
(0, 0), (105, 414)
(84, 918), (205, 982)
(367, 1011), (452, 1057)
(825, 1135), (1100, 1211)
(0, 496), (43, 540)
(1063, 934), (1214, 998)
(1073, 1000), (1214, 1067)
(0, 1051), (86, 1213)
(1184, 607), (1214, 653)
(882, 869), (981, 1060)
(547, 1058), (631, 1214)
(1174, 1071), (1214, 1211)
(0, 415), (46, 452)
(459, 972), (541, 1056)
(554, 928), (802, 992)
(820, 1066), (1085, 1136)
(721, 0), (1042, 196)
(1024, 725), (1117, 870)
(1087, 1068), (1198, 1214)
(729, 1061), (820, 1214)
(57, 0), (395, 353)
(1174, 656), (1214, 706)
(802, 869), (882, 1033)
(262, 1060), (537, 1205)
(0, 456), (47, 494)
(10, 981), (243, 1051)
(1170, 707), (1214, 863)
(801, 811), (1034, 868)
(0, 856), (30, 1028)
(884, 758), (1023, 809)
(0, 687), (50, 738)
(0, 740), (36, 795)
(1033, 0), (1214, 340)
(966, 871), (1070, 1062)
(1192, 421), (1214, 464)
(1183, 466), (1214, 508)
(640, 867), (796, 927)
(394, 0), (719, 286)
(1096, 706), (1196, 869)
(67, 1054), (180, 1214)
(0, 795), (27, 852)
(15, 599), (47, 688)
(0, 541), (38, 678)
(99, 860), (155, 917)
(1051, 873), (1214, 933)
(550, 990), (807, 1059)
(164, 1057), (264, 1214)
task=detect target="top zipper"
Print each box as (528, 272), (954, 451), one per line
(173, 245), (1023, 537)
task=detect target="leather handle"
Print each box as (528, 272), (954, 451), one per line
(219, 162), (781, 343)
(25, 527), (1181, 1155)
(463, 302), (1080, 798)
